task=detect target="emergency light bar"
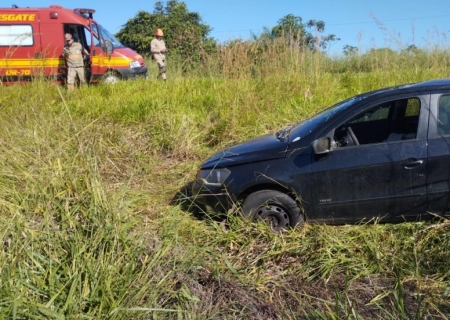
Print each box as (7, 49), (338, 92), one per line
(74, 8), (95, 19)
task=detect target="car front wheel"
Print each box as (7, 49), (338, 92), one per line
(242, 190), (304, 232)
(103, 71), (120, 84)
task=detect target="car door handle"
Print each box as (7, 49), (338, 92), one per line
(401, 159), (424, 169)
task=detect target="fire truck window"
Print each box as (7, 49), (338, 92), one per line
(91, 23), (98, 36)
(0, 25), (33, 46)
(83, 27), (100, 49)
(83, 28), (92, 47)
(64, 25), (75, 39)
(63, 25), (82, 44)
(64, 24), (89, 52)
(94, 36), (101, 47)
(90, 23), (102, 47)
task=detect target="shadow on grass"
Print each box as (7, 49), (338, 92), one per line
(170, 181), (227, 223)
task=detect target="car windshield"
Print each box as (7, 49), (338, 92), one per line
(287, 96), (362, 142)
(98, 24), (125, 48)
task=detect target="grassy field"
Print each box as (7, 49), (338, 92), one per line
(0, 46), (450, 319)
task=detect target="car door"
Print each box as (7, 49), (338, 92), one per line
(87, 22), (106, 81)
(427, 91), (450, 214)
(310, 93), (430, 224)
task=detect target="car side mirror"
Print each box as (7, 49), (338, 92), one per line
(312, 137), (334, 154)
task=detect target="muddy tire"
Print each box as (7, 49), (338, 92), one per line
(242, 190), (304, 232)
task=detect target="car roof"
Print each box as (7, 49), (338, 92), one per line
(356, 78), (450, 100)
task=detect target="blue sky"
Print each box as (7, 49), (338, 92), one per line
(11, 0), (450, 54)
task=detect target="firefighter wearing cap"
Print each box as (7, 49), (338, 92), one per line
(63, 33), (87, 89)
(150, 28), (168, 80)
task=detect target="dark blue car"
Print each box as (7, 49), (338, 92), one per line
(192, 79), (450, 231)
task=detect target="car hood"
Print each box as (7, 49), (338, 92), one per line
(201, 133), (289, 169)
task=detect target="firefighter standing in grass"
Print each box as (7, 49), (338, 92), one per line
(63, 33), (87, 90)
(150, 28), (168, 80)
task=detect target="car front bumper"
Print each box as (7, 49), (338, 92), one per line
(117, 66), (148, 79)
(191, 180), (233, 213)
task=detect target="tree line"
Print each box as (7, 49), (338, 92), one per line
(115, 0), (339, 64)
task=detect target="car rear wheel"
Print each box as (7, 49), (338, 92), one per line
(242, 190), (304, 232)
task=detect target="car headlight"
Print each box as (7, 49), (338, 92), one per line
(129, 60), (141, 68)
(196, 168), (231, 186)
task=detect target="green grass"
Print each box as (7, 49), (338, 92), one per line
(0, 47), (449, 319)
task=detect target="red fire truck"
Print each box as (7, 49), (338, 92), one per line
(0, 4), (147, 84)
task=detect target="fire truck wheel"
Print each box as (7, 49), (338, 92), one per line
(103, 71), (120, 84)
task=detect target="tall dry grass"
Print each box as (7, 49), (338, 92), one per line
(0, 37), (449, 318)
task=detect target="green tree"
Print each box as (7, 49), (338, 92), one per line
(115, 0), (216, 63)
(257, 14), (339, 50)
(343, 45), (358, 56)
(271, 14), (304, 42)
(364, 47), (397, 57)
(402, 44), (426, 56)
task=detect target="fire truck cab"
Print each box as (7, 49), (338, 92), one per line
(0, 4), (147, 84)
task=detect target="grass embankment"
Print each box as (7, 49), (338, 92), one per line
(0, 49), (449, 319)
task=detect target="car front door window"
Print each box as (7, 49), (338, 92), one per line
(334, 98), (421, 147)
